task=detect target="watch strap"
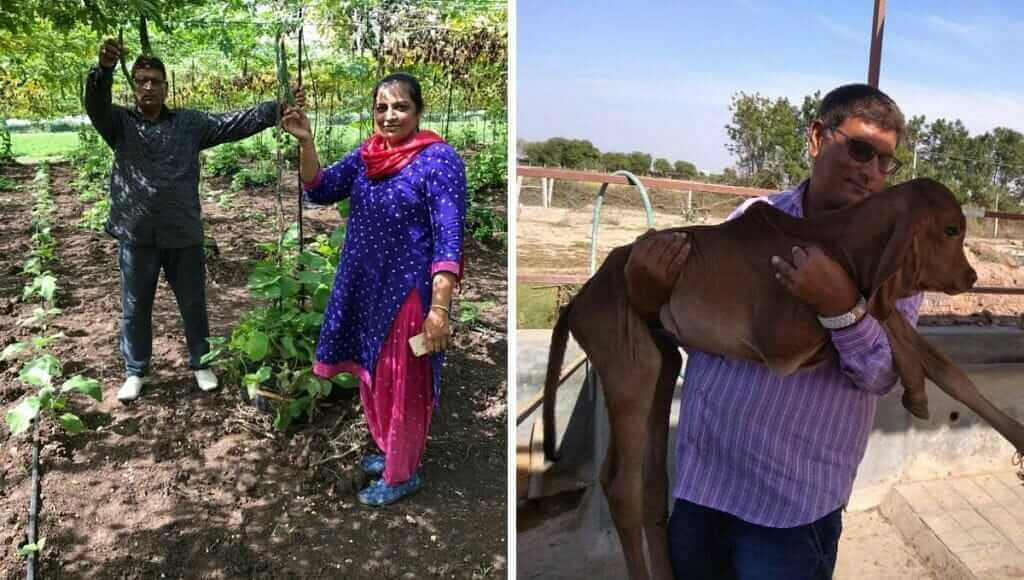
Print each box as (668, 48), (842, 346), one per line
(817, 296), (868, 330)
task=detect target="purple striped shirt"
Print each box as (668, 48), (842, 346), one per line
(673, 181), (923, 527)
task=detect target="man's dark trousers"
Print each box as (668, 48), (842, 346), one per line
(118, 242), (209, 377)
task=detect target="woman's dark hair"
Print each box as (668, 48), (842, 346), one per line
(131, 55), (167, 81)
(373, 72), (424, 114)
(817, 83), (905, 143)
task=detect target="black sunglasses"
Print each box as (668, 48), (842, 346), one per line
(829, 126), (903, 175)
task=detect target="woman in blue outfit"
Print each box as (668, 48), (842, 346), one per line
(282, 73), (466, 506)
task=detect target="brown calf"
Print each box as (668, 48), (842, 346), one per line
(542, 178), (1024, 580)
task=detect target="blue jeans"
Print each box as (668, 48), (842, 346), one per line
(668, 498), (843, 580)
(118, 243), (210, 376)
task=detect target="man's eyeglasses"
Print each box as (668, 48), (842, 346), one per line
(829, 126), (903, 175)
(133, 78), (165, 89)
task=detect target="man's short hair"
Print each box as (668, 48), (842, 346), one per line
(817, 84), (905, 144)
(131, 55), (167, 81)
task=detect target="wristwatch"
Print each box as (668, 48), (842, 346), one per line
(817, 296), (868, 330)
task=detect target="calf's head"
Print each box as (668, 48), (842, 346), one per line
(868, 178), (977, 319)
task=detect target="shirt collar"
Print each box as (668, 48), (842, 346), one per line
(785, 179), (810, 218)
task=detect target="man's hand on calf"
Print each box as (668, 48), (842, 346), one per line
(625, 230), (691, 320)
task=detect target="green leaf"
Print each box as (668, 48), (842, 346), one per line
(333, 373), (359, 389)
(300, 311), (323, 328)
(303, 374), (322, 397)
(1, 342), (31, 361)
(38, 274), (57, 302)
(6, 396), (41, 435)
(199, 348), (223, 366)
(279, 276), (299, 299)
(335, 200), (351, 221)
(22, 257), (42, 275)
(58, 413), (85, 434)
(297, 270), (322, 287)
(281, 335), (299, 359)
(273, 408), (291, 431)
(243, 331), (269, 361)
(298, 252), (329, 272)
(247, 265), (281, 290)
(244, 365), (272, 386)
(281, 223), (299, 247)
(60, 375), (103, 402)
(206, 336), (227, 347)
(37, 387), (55, 409)
(17, 536), (45, 557)
(32, 333), (64, 349)
(313, 286), (330, 312)
(288, 396), (310, 419)
(19, 354), (61, 387)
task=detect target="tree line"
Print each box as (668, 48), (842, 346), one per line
(522, 91), (1024, 209)
(519, 137), (699, 180)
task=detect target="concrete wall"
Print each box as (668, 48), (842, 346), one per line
(850, 327), (1024, 509)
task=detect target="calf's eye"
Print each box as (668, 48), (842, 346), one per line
(944, 226), (960, 237)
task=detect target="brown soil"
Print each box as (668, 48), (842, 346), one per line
(0, 161), (507, 579)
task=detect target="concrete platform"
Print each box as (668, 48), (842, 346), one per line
(882, 472), (1024, 579)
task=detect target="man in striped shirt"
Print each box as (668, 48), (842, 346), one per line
(629, 84), (918, 579)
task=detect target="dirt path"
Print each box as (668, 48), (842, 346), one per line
(0, 161), (507, 579)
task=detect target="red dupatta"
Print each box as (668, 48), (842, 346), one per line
(361, 130), (445, 180)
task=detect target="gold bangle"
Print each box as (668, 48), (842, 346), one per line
(430, 304), (450, 314)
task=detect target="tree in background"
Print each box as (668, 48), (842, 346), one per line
(673, 160), (698, 179)
(724, 92), (807, 189)
(652, 157), (672, 176)
(523, 137), (600, 169)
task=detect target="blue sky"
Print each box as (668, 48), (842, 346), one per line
(517, 0), (1024, 173)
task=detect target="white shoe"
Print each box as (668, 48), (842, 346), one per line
(194, 369), (219, 392)
(118, 375), (149, 402)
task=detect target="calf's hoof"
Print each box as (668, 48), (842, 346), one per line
(902, 391), (930, 420)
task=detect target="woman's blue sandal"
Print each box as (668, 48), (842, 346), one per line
(357, 473), (423, 507)
(359, 454), (386, 477)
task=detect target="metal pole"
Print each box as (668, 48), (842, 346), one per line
(868, 0), (886, 87)
(994, 183), (1001, 238)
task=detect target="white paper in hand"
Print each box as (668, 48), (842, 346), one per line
(408, 332), (428, 357)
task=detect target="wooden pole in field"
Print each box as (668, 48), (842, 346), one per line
(868, 0), (886, 87)
(296, 16), (306, 306)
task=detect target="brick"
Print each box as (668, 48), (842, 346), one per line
(975, 474), (1021, 506)
(950, 477), (997, 509)
(951, 508), (994, 533)
(959, 544), (1024, 578)
(993, 472), (1024, 503)
(977, 504), (1021, 536)
(900, 482), (945, 518)
(967, 524), (1009, 547)
(924, 480), (971, 512)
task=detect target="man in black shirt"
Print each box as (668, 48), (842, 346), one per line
(85, 38), (304, 402)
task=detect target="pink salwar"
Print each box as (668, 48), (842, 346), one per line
(361, 289), (434, 484)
